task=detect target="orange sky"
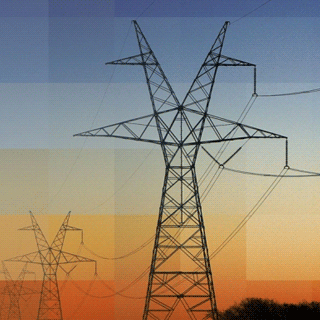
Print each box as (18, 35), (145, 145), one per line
(1, 148), (319, 318)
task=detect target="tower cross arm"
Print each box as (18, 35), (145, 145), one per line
(19, 286), (38, 296)
(58, 251), (96, 265)
(183, 110), (287, 146)
(105, 52), (157, 66)
(58, 251), (98, 274)
(214, 54), (256, 67)
(4, 251), (42, 265)
(74, 112), (170, 145)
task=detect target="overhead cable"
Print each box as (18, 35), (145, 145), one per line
(258, 87), (320, 97)
(209, 167), (288, 259)
(231, 0), (272, 24)
(81, 235), (154, 260)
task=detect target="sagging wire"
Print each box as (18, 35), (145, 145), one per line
(70, 273), (98, 320)
(222, 166), (320, 178)
(198, 94), (258, 202)
(76, 147), (156, 215)
(154, 95), (261, 286)
(167, 165), (289, 292)
(81, 235), (154, 260)
(209, 166), (288, 260)
(257, 87), (320, 97)
(66, 266), (149, 300)
(199, 95), (257, 187)
(231, 0), (273, 25)
(38, 21), (136, 214)
(169, 163), (290, 291)
(203, 134), (320, 178)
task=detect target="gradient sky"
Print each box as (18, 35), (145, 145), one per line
(0, 1), (319, 150)
(1, 0), (320, 318)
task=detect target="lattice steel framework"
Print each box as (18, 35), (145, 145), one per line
(0, 262), (34, 320)
(5, 211), (96, 320)
(75, 21), (286, 319)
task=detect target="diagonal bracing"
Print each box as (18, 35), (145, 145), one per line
(75, 20), (287, 320)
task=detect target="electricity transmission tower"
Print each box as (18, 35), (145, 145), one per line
(5, 211), (97, 320)
(0, 262), (34, 320)
(75, 21), (286, 319)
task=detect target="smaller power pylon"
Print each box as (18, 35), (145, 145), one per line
(0, 262), (32, 320)
(0, 261), (36, 320)
(5, 211), (97, 320)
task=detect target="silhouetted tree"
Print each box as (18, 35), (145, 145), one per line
(219, 298), (320, 319)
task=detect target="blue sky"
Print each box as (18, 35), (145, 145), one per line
(1, 0), (319, 17)
(0, 0), (319, 151)
(1, 1), (319, 83)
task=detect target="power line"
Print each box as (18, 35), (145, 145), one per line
(40, 24), (157, 215)
(77, 147), (156, 215)
(199, 95), (258, 202)
(209, 166), (288, 259)
(135, 0), (158, 19)
(196, 95), (256, 194)
(62, 163), (319, 304)
(223, 166), (320, 177)
(37, 23), (134, 214)
(96, 273), (147, 300)
(231, 0), (272, 24)
(81, 235), (154, 260)
(258, 87), (320, 97)
(39, 0), (158, 213)
(66, 266), (149, 300)
(167, 166), (288, 290)
(158, 96), (259, 263)
(70, 274), (97, 320)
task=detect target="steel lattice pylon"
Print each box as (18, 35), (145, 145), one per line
(75, 21), (286, 319)
(0, 262), (33, 320)
(5, 211), (96, 320)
